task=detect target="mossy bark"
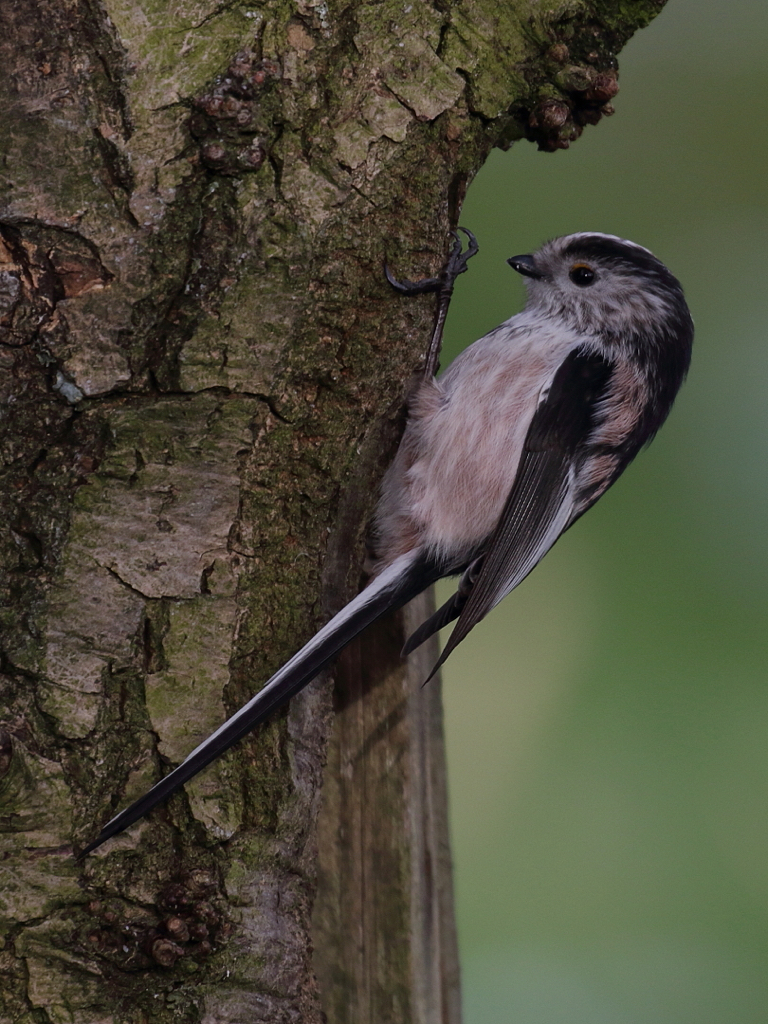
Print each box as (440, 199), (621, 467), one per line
(0, 0), (666, 1020)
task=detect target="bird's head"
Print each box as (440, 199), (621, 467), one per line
(508, 233), (693, 370)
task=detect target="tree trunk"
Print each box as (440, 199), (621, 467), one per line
(0, 0), (665, 1020)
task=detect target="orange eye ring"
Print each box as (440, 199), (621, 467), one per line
(569, 263), (596, 286)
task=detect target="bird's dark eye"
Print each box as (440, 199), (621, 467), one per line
(569, 263), (596, 286)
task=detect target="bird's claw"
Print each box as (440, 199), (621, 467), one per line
(384, 227), (479, 296)
(444, 227), (479, 283)
(383, 264), (442, 296)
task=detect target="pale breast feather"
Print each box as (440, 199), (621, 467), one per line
(404, 344), (618, 664)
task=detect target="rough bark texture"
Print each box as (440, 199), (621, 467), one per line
(0, 0), (665, 1021)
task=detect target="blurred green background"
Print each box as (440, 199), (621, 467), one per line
(438, 0), (768, 1021)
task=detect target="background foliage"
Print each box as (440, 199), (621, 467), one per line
(439, 0), (768, 1020)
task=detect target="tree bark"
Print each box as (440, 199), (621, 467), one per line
(0, 0), (665, 1021)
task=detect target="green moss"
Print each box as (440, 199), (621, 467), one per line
(0, 742), (80, 932)
(103, 0), (262, 112)
(443, 2), (530, 120)
(591, 0), (668, 33)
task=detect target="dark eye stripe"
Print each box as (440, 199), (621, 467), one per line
(562, 235), (680, 289)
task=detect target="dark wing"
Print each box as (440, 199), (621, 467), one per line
(415, 346), (614, 676)
(401, 588), (466, 657)
(401, 556), (483, 656)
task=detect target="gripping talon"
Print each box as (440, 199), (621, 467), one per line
(384, 263), (442, 295)
(386, 226), (479, 380)
(443, 227), (478, 282)
(385, 226), (478, 297)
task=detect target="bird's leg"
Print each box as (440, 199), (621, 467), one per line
(385, 227), (479, 379)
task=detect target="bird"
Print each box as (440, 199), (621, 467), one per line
(80, 230), (693, 856)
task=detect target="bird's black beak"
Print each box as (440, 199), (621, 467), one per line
(507, 254), (543, 279)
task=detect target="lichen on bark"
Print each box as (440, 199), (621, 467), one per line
(0, 0), (668, 1020)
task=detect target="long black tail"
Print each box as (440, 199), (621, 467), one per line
(80, 551), (436, 857)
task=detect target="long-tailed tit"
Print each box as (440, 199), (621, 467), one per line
(81, 231), (693, 856)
